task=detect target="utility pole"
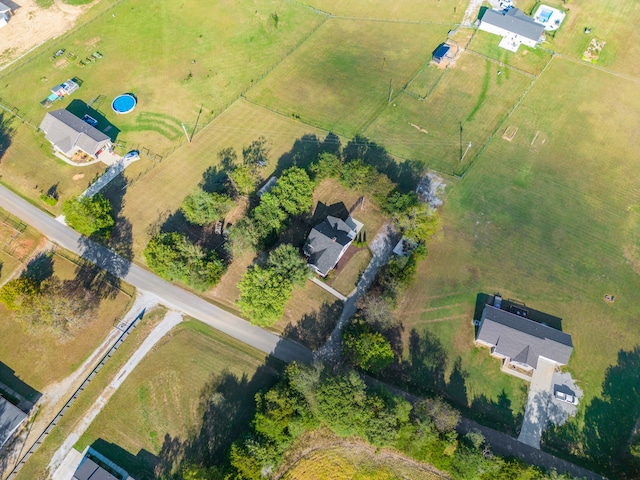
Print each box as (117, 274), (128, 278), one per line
(461, 141), (473, 162)
(388, 79), (393, 104)
(459, 122), (463, 161)
(181, 122), (191, 144)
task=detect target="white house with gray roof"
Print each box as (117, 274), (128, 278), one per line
(40, 109), (112, 160)
(479, 8), (545, 52)
(0, 395), (27, 448)
(303, 215), (362, 277)
(475, 305), (573, 375)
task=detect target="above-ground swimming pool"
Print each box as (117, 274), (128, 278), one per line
(111, 94), (137, 114)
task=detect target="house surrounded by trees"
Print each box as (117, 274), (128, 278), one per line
(304, 214), (362, 277)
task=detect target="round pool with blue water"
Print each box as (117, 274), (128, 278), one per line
(111, 94), (137, 114)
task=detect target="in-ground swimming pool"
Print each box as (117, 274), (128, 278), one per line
(111, 94), (137, 114)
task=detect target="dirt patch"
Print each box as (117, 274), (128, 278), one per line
(0, 0), (95, 70)
(72, 173), (85, 181)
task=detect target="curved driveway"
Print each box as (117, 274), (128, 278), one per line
(0, 186), (312, 364)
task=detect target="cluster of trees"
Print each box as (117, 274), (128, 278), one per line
(62, 193), (114, 238)
(228, 166), (314, 255)
(0, 257), (99, 336)
(223, 362), (575, 480)
(144, 232), (225, 292)
(181, 189), (234, 227)
(226, 137), (270, 197)
(342, 321), (394, 374)
(237, 244), (309, 326)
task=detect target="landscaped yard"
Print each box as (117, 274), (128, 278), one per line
(75, 320), (281, 479)
(0, 249), (132, 393)
(395, 57), (640, 429)
(328, 246), (372, 297)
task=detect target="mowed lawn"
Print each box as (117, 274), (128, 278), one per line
(76, 320), (281, 479)
(396, 58), (640, 411)
(297, 0), (465, 23)
(120, 99), (330, 258)
(0, 250), (132, 393)
(365, 53), (533, 175)
(0, 0), (324, 152)
(0, 124), (108, 214)
(246, 18), (451, 137)
(544, 0), (640, 76)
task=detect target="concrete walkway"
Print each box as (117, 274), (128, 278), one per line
(80, 155), (138, 198)
(518, 357), (557, 448)
(311, 277), (346, 301)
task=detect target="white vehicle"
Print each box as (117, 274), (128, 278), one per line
(555, 391), (578, 405)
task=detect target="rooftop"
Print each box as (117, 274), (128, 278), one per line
(481, 8), (545, 42)
(477, 305), (573, 368)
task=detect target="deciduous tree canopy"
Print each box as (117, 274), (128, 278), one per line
(62, 194), (114, 238)
(181, 189), (234, 226)
(144, 232), (225, 292)
(270, 167), (314, 216)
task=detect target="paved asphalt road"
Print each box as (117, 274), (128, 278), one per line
(0, 186), (313, 364)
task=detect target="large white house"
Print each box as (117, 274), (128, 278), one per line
(478, 8), (545, 52)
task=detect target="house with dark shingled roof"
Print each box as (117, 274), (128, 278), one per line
(475, 304), (573, 376)
(303, 215), (362, 277)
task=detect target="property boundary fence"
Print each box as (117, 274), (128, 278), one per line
(5, 307), (147, 480)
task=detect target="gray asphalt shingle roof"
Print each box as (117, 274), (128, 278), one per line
(304, 215), (354, 276)
(481, 8), (545, 42)
(73, 458), (119, 480)
(0, 396), (27, 447)
(40, 109), (111, 158)
(477, 305), (573, 368)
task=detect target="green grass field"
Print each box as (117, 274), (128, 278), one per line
(0, 250), (132, 392)
(246, 18), (452, 137)
(0, 0), (324, 152)
(397, 57), (640, 415)
(76, 320), (281, 478)
(297, 0), (465, 23)
(365, 53), (534, 174)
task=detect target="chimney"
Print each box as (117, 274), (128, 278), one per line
(332, 237), (337, 242)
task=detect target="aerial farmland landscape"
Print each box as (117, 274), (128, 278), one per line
(0, 0), (639, 479)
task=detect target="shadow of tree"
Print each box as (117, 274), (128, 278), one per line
(156, 358), (283, 477)
(544, 346), (640, 478)
(0, 112), (14, 161)
(23, 252), (54, 284)
(343, 135), (424, 193)
(283, 300), (342, 350)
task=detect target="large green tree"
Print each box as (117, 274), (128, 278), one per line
(342, 322), (394, 374)
(237, 265), (292, 326)
(228, 164), (259, 196)
(267, 244), (309, 288)
(62, 194), (114, 238)
(252, 192), (286, 237)
(271, 167), (314, 215)
(393, 201), (439, 243)
(144, 232), (225, 291)
(181, 189), (234, 226)
(0, 277), (39, 310)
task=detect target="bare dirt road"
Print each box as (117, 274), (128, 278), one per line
(0, 0), (93, 70)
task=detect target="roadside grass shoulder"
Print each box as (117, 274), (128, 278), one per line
(13, 306), (167, 480)
(246, 18), (451, 137)
(0, 249), (131, 392)
(75, 319), (281, 479)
